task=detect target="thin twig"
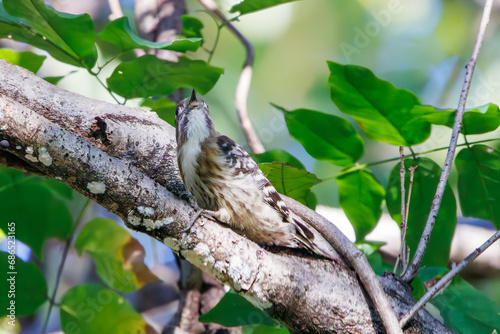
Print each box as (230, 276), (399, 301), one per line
(197, 0), (265, 154)
(394, 147), (406, 273)
(400, 229), (500, 327)
(41, 198), (91, 334)
(401, 166), (417, 274)
(401, 0), (494, 282)
(366, 138), (499, 168)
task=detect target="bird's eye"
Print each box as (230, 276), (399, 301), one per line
(175, 106), (181, 116)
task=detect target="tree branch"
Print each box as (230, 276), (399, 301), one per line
(0, 59), (451, 333)
(402, 0), (495, 282)
(198, 0), (264, 154)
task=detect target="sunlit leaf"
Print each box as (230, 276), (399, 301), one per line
(386, 158), (457, 267)
(98, 16), (201, 52)
(107, 55), (223, 99)
(0, 253), (47, 316)
(60, 284), (152, 334)
(0, 0), (97, 68)
(456, 145), (500, 228)
(337, 169), (385, 240)
(412, 103), (500, 135)
(328, 61), (430, 146)
(0, 48), (45, 73)
(199, 290), (277, 327)
(274, 105), (364, 167)
(258, 162), (320, 208)
(230, 0), (299, 15)
(75, 218), (158, 293)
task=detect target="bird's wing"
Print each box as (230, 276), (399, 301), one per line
(215, 135), (335, 256)
(216, 135), (290, 218)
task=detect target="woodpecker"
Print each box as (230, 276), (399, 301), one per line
(175, 90), (337, 260)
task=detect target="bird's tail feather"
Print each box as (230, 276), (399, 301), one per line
(289, 212), (340, 261)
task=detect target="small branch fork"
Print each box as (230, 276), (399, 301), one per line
(400, 229), (500, 327)
(401, 0), (495, 283)
(197, 0), (265, 154)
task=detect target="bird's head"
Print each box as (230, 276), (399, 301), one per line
(175, 89), (214, 147)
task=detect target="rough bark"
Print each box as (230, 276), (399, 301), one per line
(0, 60), (452, 333)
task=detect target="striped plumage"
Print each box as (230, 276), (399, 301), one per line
(175, 90), (337, 260)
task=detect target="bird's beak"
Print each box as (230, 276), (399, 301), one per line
(189, 89), (198, 104)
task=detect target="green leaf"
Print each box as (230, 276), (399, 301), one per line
(43, 75), (65, 85)
(0, 48), (45, 73)
(98, 16), (201, 52)
(0, 0), (97, 68)
(328, 61), (430, 146)
(60, 284), (152, 334)
(430, 276), (500, 334)
(0, 252), (47, 316)
(410, 267), (448, 300)
(75, 218), (158, 293)
(258, 162), (320, 208)
(107, 55), (224, 99)
(141, 97), (177, 127)
(252, 149), (305, 169)
(42, 178), (74, 200)
(199, 290), (277, 327)
(0, 7), (78, 67)
(356, 241), (390, 275)
(337, 169), (385, 240)
(230, 0), (299, 15)
(242, 325), (289, 334)
(181, 15), (204, 42)
(274, 105), (364, 167)
(386, 158), (457, 267)
(0, 170), (72, 258)
(412, 104), (500, 135)
(456, 145), (500, 228)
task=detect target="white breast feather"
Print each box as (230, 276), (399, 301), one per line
(180, 108), (210, 187)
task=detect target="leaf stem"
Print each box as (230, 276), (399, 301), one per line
(41, 198), (91, 334)
(89, 71), (122, 104)
(401, 0), (494, 282)
(365, 138), (498, 168)
(199, 10), (224, 65)
(96, 55), (120, 75)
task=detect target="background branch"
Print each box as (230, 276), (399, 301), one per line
(0, 59), (452, 333)
(198, 0), (264, 154)
(402, 0), (494, 282)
